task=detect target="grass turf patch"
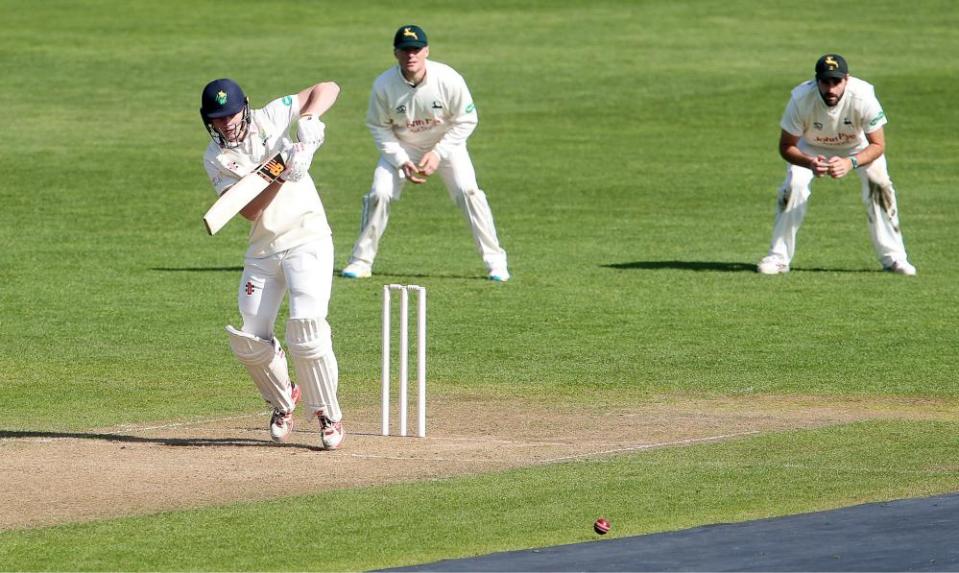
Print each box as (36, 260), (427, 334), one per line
(1, 420), (956, 571)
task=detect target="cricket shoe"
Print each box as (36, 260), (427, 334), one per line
(757, 255), (789, 275)
(317, 412), (345, 450)
(884, 260), (917, 276)
(341, 261), (372, 279)
(269, 384), (301, 443)
(488, 267), (510, 282)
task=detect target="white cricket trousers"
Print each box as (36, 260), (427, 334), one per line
(236, 235), (341, 421)
(347, 145), (508, 271)
(238, 236), (334, 337)
(765, 155), (909, 267)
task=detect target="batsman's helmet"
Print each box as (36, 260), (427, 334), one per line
(200, 78), (250, 148)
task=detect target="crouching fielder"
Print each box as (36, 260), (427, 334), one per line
(757, 54), (916, 276)
(341, 24), (510, 282)
(199, 77), (345, 450)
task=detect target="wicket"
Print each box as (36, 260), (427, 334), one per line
(381, 284), (427, 437)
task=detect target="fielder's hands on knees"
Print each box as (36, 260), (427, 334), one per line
(281, 141), (318, 182)
(401, 161), (427, 184)
(826, 156), (854, 179)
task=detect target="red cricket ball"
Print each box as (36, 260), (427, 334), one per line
(593, 517), (611, 535)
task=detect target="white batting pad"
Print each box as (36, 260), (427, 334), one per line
(225, 326), (295, 413)
(286, 318), (341, 421)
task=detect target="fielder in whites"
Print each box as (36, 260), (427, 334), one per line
(341, 24), (510, 282)
(757, 54), (916, 276)
(200, 78), (345, 449)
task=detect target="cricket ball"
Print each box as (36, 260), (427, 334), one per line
(593, 517), (611, 535)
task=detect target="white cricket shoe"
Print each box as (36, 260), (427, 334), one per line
(341, 261), (372, 279)
(269, 384), (301, 442)
(885, 260), (917, 276)
(757, 255), (789, 275)
(318, 412), (344, 450)
(488, 267), (510, 282)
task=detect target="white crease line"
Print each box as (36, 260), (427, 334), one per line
(540, 430), (762, 463)
(105, 412), (268, 434)
(345, 430), (762, 463)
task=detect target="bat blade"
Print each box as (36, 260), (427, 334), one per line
(203, 153), (286, 235)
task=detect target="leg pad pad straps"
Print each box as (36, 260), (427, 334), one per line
(286, 318), (341, 421)
(226, 326), (295, 413)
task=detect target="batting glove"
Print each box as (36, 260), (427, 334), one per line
(296, 114), (325, 147)
(281, 141), (318, 182)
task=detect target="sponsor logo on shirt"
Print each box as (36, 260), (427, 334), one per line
(282, 96), (293, 106)
(813, 133), (859, 146)
(869, 111), (885, 127)
(814, 122), (823, 129)
(465, 103), (475, 113)
(406, 118), (440, 133)
(396, 104), (407, 113)
(431, 100), (443, 110)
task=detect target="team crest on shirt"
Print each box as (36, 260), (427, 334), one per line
(843, 118), (853, 125)
(431, 100), (443, 110)
(396, 104), (406, 113)
(814, 122), (823, 129)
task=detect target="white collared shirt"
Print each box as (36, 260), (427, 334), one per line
(203, 96), (330, 258)
(366, 59), (478, 167)
(781, 76), (887, 155)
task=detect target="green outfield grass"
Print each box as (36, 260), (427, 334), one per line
(1, 0), (957, 570)
(1, 421), (957, 571)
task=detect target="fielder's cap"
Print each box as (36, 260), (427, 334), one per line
(815, 54), (848, 80)
(200, 78), (247, 119)
(394, 25), (428, 49)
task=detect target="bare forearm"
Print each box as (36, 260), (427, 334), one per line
(240, 180), (284, 220)
(779, 143), (817, 169)
(850, 142), (883, 168)
(298, 82), (340, 117)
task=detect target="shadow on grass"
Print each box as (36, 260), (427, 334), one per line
(151, 267), (489, 280)
(335, 269), (487, 281)
(151, 267), (244, 272)
(603, 261), (756, 272)
(603, 261), (881, 273)
(0, 430), (321, 451)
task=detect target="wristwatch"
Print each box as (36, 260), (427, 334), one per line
(849, 156), (859, 169)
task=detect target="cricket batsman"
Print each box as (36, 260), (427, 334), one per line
(199, 77), (345, 449)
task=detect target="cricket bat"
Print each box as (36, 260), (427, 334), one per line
(203, 153), (286, 235)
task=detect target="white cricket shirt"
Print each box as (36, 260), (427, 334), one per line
(780, 76), (887, 155)
(366, 59), (478, 167)
(203, 96), (331, 258)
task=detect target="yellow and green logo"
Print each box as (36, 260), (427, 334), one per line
(403, 27), (418, 40)
(824, 56), (839, 70)
(216, 90), (228, 105)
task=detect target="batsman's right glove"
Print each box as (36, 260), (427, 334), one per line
(296, 114), (325, 147)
